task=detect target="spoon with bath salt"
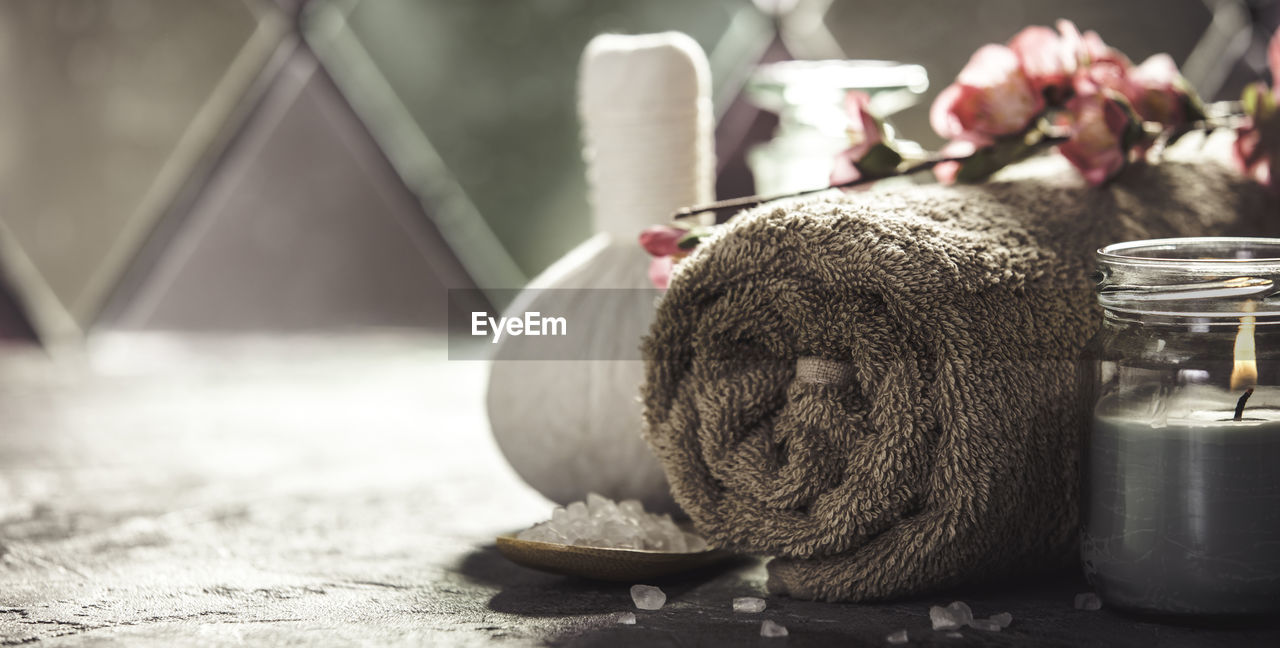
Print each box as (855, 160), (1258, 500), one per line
(496, 494), (727, 581)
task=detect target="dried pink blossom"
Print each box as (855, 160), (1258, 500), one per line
(930, 44), (1046, 144)
(830, 91), (884, 185)
(1057, 83), (1134, 186)
(1231, 28), (1280, 191)
(648, 255), (676, 290)
(1007, 25), (1073, 101)
(1124, 53), (1190, 125)
(639, 225), (686, 258)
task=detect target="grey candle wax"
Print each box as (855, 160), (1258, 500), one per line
(1084, 398), (1280, 615)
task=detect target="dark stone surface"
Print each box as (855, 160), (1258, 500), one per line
(1, 334), (1278, 646)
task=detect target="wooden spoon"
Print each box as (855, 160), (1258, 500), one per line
(495, 534), (728, 581)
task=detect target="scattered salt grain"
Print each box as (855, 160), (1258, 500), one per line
(970, 618), (1002, 632)
(1074, 592), (1103, 611)
(989, 611), (1013, 628)
(760, 619), (788, 638)
(631, 584), (666, 610)
(616, 612), (636, 625)
(944, 601), (973, 626)
(930, 605), (963, 630)
(733, 597), (766, 613)
(517, 493), (709, 552)
(886, 629), (909, 644)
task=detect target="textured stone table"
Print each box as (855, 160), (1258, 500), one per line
(1, 334), (1277, 647)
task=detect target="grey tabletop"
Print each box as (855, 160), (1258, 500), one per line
(1, 334), (1276, 647)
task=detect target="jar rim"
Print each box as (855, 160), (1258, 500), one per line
(1096, 237), (1280, 318)
(1098, 237), (1280, 267)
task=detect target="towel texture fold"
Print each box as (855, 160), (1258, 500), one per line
(641, 150), (1278, 602)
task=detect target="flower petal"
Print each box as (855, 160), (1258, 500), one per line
(1008, 25), (1071, 96)
(1126, 54), (1187, 124)
(1269, 26), (1280, 90)
(648, 256), (675, 290)
(930, 83), (968, 140)
(1058, 92), (1132, 186)
(956, 44), (1025, 87)
(829, 149), (863, 186)
(638, 225), (685, 257)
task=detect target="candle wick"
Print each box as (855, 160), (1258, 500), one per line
(1234, 387), (1254, 421)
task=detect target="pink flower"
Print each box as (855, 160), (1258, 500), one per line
(640, 224), (698, 289)
(1232, 93), (1279, 189)
(638, 225), (685, 257)
(1124, 53), (1189, 125)
(1271, 24), (1280, 89)
(1232, 28), (1280, 191)
(829, 151), (862, 186)
(1057, 19), (1129, 69)
(1075, 58), (1130, 98)
(1007, 25), (1073, 101)
(1233, 118), (1272, 185)
(830, 91), (883, 185)
(1057, 83), (1134, 186)
(842, 90), (883, 156)
(931, 44), (1045, 144)
(648, 255), (676, 290)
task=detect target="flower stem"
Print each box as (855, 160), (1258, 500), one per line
(672, 100), (1244, 226)
(672, 155), (967, 224)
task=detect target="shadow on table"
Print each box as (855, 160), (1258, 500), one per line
(457, 546), (1280, 647)
(453, 542), (755, 617)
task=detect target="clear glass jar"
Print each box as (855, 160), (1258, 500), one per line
(1081, 237), (1280, 615)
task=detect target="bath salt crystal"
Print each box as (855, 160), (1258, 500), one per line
(618, 499), (645, 519)
(616, 612), (636, 625)
(733, 597), (766, 613)
(1074, 592), (1103, 611)
(760, 620), (788, 638)
(970, 618), (1001, 632)
(886, 629), (909, 644)
(587, 492), (618, 518)
(944, 601), (973, 626)
(990, 612), (1013, 628)
(929, 605), (962, 630)
(551, 507), (569, 525)
(651, 515), (686, 552)
(631, 584), (666, 610)
(601, 520), (635, 549)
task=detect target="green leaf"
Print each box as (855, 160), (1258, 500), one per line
(855, 143), (904, 178)
(1242, 82), (1268, 117)
(1174, 76), (1207, 123)
(953, 136), (1041, 183)
(1116, 100), (1146, 153)
(676, 227), (711, 250)
(1260, 90), (1279, 121)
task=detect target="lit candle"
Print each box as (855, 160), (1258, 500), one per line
(1084, 314), (1280, 614)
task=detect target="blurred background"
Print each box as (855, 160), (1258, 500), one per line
(0, 0), (1277, 346)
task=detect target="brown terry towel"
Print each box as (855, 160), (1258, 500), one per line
(640, 147), (1279, 602)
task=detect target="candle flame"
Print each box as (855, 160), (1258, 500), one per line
(1231, 314), (1258, 391)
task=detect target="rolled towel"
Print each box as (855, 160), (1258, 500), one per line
(641, 145), (1279, 602)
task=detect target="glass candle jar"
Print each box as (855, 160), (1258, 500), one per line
(1081, 237), (1280, 615)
